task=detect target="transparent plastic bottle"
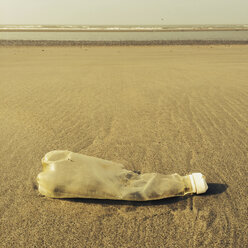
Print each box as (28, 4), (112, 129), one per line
(37, 150), (208, 201)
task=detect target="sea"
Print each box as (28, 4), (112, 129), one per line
(0, 25), (248, 45)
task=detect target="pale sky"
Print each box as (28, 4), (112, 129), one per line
(0, 0), (247, 25)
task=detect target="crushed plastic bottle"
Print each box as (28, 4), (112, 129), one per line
(37, 150), (208, 201)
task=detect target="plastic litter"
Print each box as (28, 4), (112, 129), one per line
(37, 150), (208, 201)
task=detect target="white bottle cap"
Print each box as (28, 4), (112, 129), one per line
(191, 173), (208, 194)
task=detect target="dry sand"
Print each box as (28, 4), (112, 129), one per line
(0, 45), (247, 247)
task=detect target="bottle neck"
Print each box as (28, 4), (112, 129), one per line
(182, 175), (196, 194)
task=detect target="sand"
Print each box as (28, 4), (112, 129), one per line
(0, 45), (247, 247)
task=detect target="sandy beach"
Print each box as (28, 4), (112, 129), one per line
(0, 45), (247, 247)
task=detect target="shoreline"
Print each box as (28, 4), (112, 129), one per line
(1, 28), (248, 32)
(1, 39), (248, 46)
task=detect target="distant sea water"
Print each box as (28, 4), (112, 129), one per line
(0, 25), (248, 45)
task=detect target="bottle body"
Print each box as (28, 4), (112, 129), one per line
(37, 150), (200, 201)
(119, 173), (194, 201)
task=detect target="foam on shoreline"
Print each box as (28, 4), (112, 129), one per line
(1, 24), (248, 32)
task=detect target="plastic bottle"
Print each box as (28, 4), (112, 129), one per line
(37, 150), (208, 201)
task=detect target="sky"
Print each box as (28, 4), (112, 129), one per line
(0, 0), (248, 25)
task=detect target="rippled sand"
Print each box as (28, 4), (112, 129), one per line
(0, 45), (247, 247)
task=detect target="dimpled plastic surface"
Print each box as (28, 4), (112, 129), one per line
(37, 150), (194, 201)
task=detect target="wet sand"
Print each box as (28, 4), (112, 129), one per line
(0, 45), (247, 247)
(1, 40), (248, 46)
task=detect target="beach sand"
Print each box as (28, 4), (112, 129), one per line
(0, 45), (247, 247)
